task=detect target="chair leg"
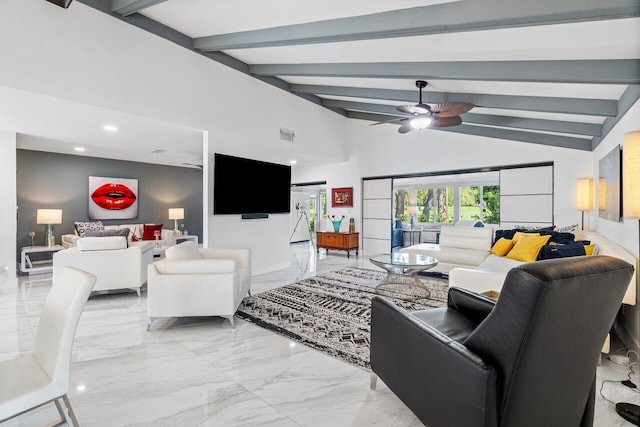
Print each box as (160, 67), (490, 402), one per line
(147, 318), (153, 331)
(54, 397), (68, 424)
(62, 394), (80, 427)
(225, 315), (235, 328)
(370, 372), (378, 390)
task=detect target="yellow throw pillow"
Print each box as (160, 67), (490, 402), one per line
(491, 238), (515, 256)
(584, 244), (597, 256)
(506, 233), (552, 262)
(512, 231), (540, 243)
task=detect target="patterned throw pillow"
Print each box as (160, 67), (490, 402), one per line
(74, 221), (105, 237)
(555, 224), (579, 233)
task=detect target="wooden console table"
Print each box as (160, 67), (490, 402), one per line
(316, 232), (359, 258)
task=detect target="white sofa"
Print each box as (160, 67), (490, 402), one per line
(53, 236), (153, 296)
(146, 242), (251, 330)
(399, 226), (494, 274)
(447, 230), (637, 353)
(61, 223), (176, 249)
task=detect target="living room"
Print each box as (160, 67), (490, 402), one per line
(1, 1), (639, 426)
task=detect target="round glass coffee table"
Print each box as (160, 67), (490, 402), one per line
(369, 253), (438, 301)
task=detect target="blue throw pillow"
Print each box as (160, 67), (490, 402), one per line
(539, 242), (586, 260)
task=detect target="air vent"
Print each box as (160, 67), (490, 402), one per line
(151, 149), (166, 154)
(280, 128), (295, 142)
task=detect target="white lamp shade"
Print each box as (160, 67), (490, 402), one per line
(407, 205), (418, 215)
(36, 209), (62, 224)
(576, 178), (593, 211)
(623, 130), (640, 219)
(168, 208), (184, 220)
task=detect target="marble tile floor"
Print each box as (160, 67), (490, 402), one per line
(0, 241), (637, 426)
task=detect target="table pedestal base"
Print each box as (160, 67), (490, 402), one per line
(375, 268), (431, 301)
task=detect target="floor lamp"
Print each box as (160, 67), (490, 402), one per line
(620, 130), (640, 426)
(576, 178), (593, 230)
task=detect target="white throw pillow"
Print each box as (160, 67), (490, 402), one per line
(165, 241), (203, 261)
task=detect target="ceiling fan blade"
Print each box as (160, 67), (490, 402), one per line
(370, 116), (407, 126)
(398, 123), (414, 134)
(430, 116), (463, 127)
(396, 104), (430, 115)
(431, 102), (475, 117)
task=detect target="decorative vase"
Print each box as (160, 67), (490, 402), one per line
(331, 220), (342, 232)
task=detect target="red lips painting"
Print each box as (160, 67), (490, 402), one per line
(91, 183), (137, 210)
(89, 176), (138, 219)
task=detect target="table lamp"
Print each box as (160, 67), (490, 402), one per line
(168, 208), (184, 235)
(36, 209), (62, 247)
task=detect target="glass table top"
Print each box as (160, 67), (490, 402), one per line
(369, 253), (438, 268)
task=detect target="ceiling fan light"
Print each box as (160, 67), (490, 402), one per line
(410, 117), (432, 129)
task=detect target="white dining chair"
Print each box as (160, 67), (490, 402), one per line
(0, 267), (96, 426)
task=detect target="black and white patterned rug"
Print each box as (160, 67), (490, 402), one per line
(236, 267), (449, 369)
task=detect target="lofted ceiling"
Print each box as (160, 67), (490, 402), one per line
(75, 0), (640, 152)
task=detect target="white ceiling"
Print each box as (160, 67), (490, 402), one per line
(10, 0), (640, 167)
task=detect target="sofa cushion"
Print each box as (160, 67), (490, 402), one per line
(401, 243), (489, 268)
(505, 234), (551, 262)
(142, 224), (163, 240)
(85, 228), (130, 246)
(439, 226), (494, 252)
(490, 238), (514, 256)
(74, 220), (105, 237)
(77, 236), (128, 251)
(165, 241), (203, 261)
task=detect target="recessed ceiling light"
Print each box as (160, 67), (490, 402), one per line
(103, 124), (118, 132)
(289, 160), (297, 165)
(74, 147), (85, 152)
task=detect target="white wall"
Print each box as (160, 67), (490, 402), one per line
(294, 120), (593, 229)
(592, 99), (640, 349)
(0, 130), (17, 287)
(0, 0), (348, 275)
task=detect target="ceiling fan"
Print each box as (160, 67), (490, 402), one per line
(371, 80), (475, 134)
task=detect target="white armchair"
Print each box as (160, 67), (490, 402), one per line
(147, 242), (251, 330)
(53, 237), (153, 296)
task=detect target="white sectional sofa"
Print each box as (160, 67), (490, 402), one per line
(448, 230), (637, 307)
(399, 226), (494, 274)
(53, 236), (154, 296)
(405, 227), (637, 354)
(61, 223), (176, 249)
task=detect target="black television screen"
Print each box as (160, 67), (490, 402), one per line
(214, 153), (291, 215)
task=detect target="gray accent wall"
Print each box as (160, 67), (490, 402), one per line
(16, 149), (203, 258)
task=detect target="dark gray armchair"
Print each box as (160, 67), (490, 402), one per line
(370, 255), (634, 427)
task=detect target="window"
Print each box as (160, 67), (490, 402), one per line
(393, 172), (500, 225)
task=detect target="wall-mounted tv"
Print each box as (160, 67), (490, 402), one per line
(214, 153), (291, 215)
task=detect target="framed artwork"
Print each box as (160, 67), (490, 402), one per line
(88, 176), (139, 220)
(332, 187), (353, 207)
(598, 145), (622, 222)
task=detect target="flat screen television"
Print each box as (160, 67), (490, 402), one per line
(214, 153), (291, 215)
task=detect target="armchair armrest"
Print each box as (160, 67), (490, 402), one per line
(447, 287), (496, 323)
(370, 296), (498, 427)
